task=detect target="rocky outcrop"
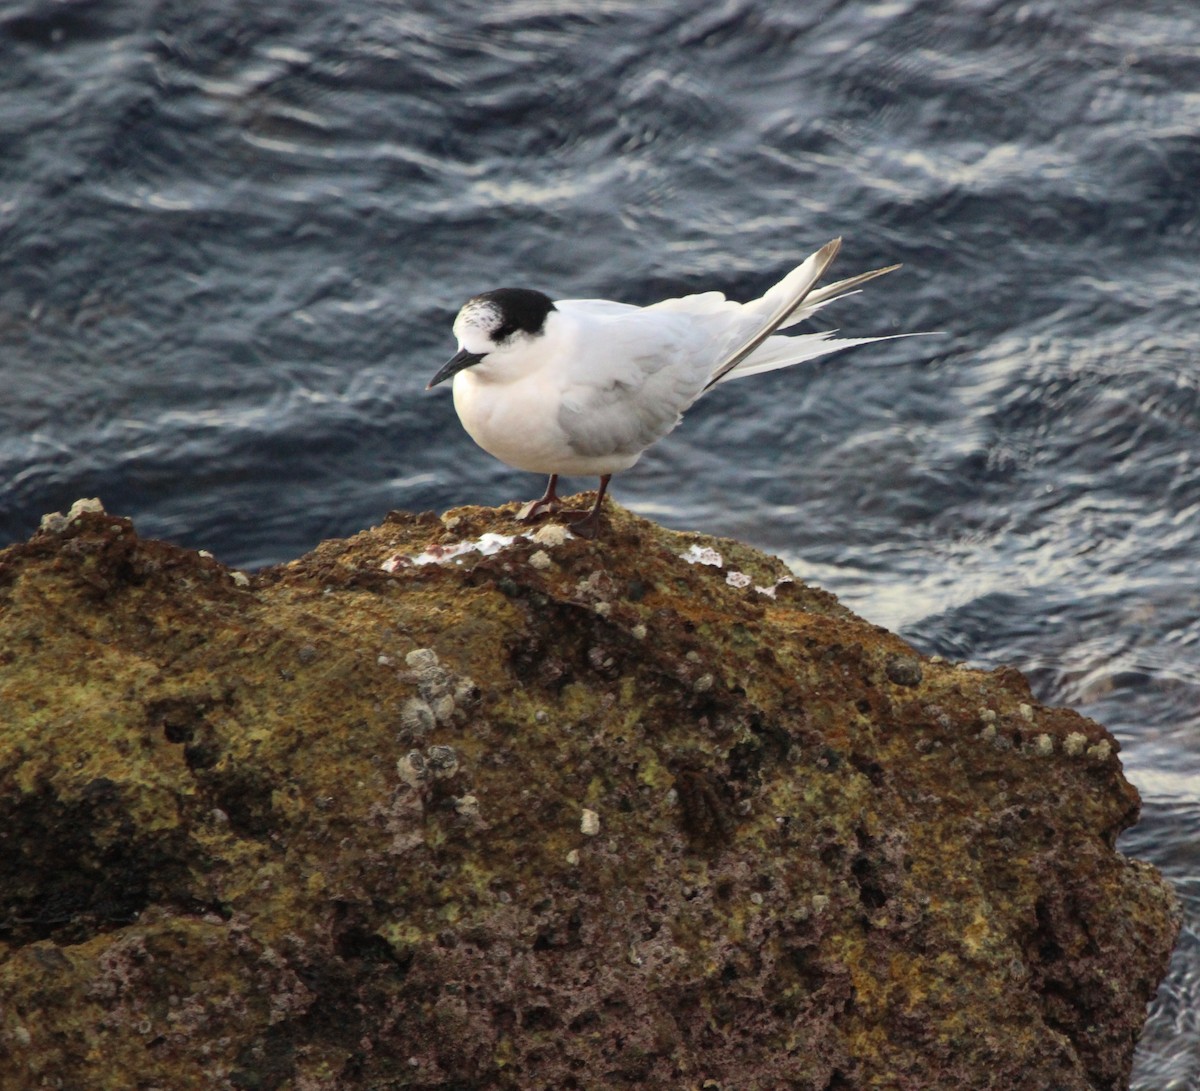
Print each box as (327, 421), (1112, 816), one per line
(0, 499), (1179, 1090)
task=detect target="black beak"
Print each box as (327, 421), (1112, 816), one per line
(427, 348), (485, 389)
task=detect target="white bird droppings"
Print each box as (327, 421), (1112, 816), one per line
(681, 544), (723, 567)
(754, 576), (793, 598)
(382, 525), (573, 571)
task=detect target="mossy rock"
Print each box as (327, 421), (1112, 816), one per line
(0, 499), (1180, 1090)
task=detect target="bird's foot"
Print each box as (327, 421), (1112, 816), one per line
(561, 507), (603, 539)
(517, 475), (562, 522)
(517, 496), (562, 522)
(560, 475), (612, 539)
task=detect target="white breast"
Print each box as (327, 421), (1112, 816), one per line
(452, 369), (643, 477)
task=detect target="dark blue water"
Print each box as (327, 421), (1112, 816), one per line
(2, 1), (1197, 1081)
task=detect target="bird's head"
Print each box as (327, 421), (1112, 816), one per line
(427, 288), (557, 389)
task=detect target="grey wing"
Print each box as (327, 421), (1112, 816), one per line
(556, 318), (713, 460)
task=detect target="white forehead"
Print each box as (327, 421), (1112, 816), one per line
(453, 299), (502, 344)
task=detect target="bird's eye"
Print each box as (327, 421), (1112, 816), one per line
(494, 322), (517, 341)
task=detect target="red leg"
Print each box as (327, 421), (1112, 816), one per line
(563, 475), (611, 539)
(517, 474), (561, 521)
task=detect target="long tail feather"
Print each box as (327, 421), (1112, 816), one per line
(704, 243), (906, 389)
(703, 238), (842, 390)
(713, 331), (920, 383)
(775, 263), (902, 330)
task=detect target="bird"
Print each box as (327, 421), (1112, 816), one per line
(428, 238), (902, 538)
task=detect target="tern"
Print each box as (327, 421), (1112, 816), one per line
(428, 238), (902, 538)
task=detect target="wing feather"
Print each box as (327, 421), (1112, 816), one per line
(553, 310), (715, 461)
(547, 245), (907, 458)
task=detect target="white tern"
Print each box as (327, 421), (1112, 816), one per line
(428, 238), (902, 538)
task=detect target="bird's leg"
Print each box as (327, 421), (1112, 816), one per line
(562, 475), (612, 539)
(517, 474), (562, 522)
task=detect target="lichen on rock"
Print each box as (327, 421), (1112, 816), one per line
(0, 499), (1180, 1090)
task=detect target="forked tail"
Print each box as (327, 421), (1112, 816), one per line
(705, 240), (906, 390)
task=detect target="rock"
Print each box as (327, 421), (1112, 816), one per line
(0, 499), (1180, 1090)
(37, 496), (106, 533)
(884, 651), (923, 687)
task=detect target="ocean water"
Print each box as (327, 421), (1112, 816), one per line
(2, 0), (1198, 1082)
